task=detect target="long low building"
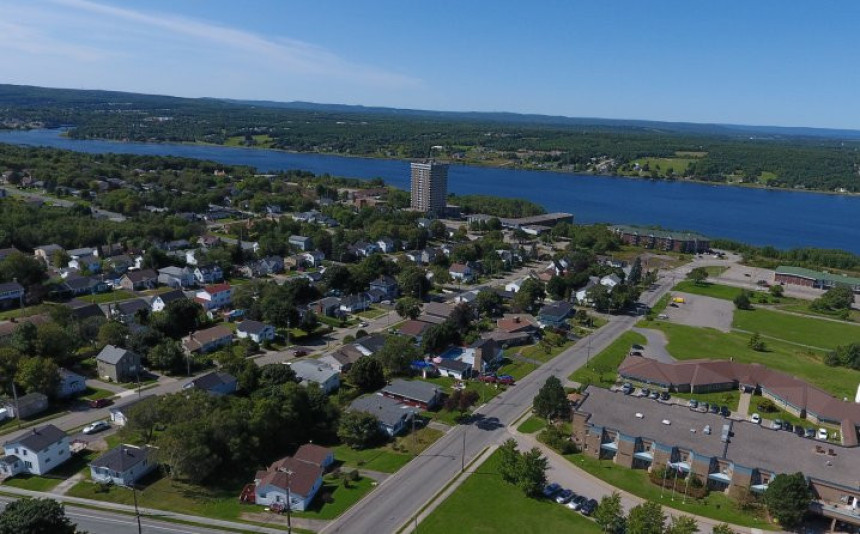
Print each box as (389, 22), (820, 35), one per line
(618, 356), (860, 444)
(573, 387), (860, 525)
(774, 266), (860, 293)
(610, 225), (710, 253)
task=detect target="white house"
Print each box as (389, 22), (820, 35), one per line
(0, 425), (70, 477)
(575, 276), (601, 304)
(108, 395), (154, 427)
(505, 278), (528, 293)
(376, 238), (396, 253)
(150, 289), (188, 313)
(449, 263), (474, 282)
(182, 325), (233, 354)
(56, 368), (87, 399)
(289, 235), (313, 251)
(236, 320), (276, 344)
(195, 283), (232, 311)
(600, 274), (622, 290)
(290, 360), (341, 394)
(301, 250), (325, 268)
(253, 456), (324, 511)
(90, 445), (156, 486)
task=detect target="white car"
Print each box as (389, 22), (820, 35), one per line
(750, 413), (761, 425)
(817, 428), (829, 440)
(82, 421), (110, 435)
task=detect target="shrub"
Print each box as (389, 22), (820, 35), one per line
(757, 398), (778, 413)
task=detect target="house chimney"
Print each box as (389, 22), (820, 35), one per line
(514, 316), (521, 323)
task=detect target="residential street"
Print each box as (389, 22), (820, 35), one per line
(322, 260), (697, 534)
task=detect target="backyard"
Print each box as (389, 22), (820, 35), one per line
(333, 426), (444, 473)
(568, 331), (647, 387)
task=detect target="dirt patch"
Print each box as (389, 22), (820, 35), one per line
(663, 292), (734, 332)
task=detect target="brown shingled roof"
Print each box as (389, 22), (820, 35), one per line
(260, 456), (322, 496)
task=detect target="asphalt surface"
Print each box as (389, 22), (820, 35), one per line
(322, 261), (690, 534)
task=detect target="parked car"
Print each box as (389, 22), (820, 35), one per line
(709, 404), (719, 414)
(794, 425), (805, 436)
(688, 399), (698, 409)
(581, 499), (598, 516)
(640, 388), (651, 398)
(804, 427), (816, 438)
(750, 413), (761, 424)
(649, 391), (660, 400)
(89, 398), (112, 408)
(657, 314), (669, 319)
(817, 428), (829, 440)
(497, 375), (515, 385)
(568, 495), (588, 511)
(771, 419), (783, 430)
(0, 408), (8, 421)
(478, 375), (498, 383)
(83, 421), (110, 435)
(703, 424), (711, 435)
(555, 489), (574, 504)
(542, 483), (561, 498)
(720, 406), (730, 417)
(621, 383), (633, 395)
(631, 344), (645, 351)
(358, 321), (369, 328)
(660, 392), (670, 401)
(783, 422), (794, 433)
(700, 402), (709, 412)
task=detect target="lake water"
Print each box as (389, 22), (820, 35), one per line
(1, 129), (858, 253)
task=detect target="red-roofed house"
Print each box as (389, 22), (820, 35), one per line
(195, 284), (232, 311)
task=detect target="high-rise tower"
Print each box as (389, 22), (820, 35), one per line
(410, 161), (448, 213)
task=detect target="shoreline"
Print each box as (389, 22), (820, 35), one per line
(8, 127), (857, 198)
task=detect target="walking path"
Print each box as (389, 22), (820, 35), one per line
(732, 328), (830, 352)
(737, 391), (753, 420)
(51, 473), (85, 495)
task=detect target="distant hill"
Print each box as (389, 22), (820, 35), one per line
(1, 83), (859, 140)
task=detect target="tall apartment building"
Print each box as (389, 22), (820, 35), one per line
(410, 161), (448, 213)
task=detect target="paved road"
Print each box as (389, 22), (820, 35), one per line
(322, 261), (691, 534)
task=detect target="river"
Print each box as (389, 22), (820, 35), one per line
(1, 129), (858, 253)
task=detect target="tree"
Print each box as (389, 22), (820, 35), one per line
(712, 525), (737, 534)
(475, 289), (503, 317)
(0, 498), (78, 534)
(147, 340), (185, 374)
(349, 357), (386, 392)
(768, 284), (784, 298)
(627, 257), (643, 286)
(625, 501), (665, 534)
(495, 439), (548, 498)
(686, 267), (708, 285)
(733, 292), (752, 310)
(513, 278), (544, 312)
(395, 297), (422, 320)
(825, 342), (860, 370)
(811, 285), (854, 312)
(665, 515), (699, 534)
(747, 332), (766, 352)
(9, 321), (38, 355)
(257, 364), (297, 391)
(15, 357), (60, 397)
(153, 299), (203, 339)
(398, 265), (431, 299)
(125, 396), (160, 443)
(594, 491), (625, 534)
(97, 321), (130, 348)
(376, 335), (421, 377)
(337, 411), (383, 449)
(532, 376), (569, 421)
(546, 276), (567, 301)
(763, 472), (811, 529)
(35, 323), (76, 363)
(497, 438), (521, 484)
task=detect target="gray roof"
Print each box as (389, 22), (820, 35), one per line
(291, 360), (338, 384)
(0, 282), (24, 293)
(115, 299), (149, 315)
(349, 394), (418, 428)
(154, 290), (187, 305)
(382, 379), (441, 405)
(91, 445), (152, 473)
(539, 301), (572, 318)
(110, 394), (154, 414)
(354, 334), (387, 354)
(8, 392), (47, 410)
(236, 320), (270, 335)
(436, 359), (471, 372)
(186, 371), (236, 392)
(5, 424), (66, 451)
(158, 266), (189, 276)
(577, 387), (860, 489)
(96, 345), (138, 365)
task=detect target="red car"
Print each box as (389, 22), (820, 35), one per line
(89, 398), (112, 408)
(497, 375), (515, 385)
(478, 375), (497, 383)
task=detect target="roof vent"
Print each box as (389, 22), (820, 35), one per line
(635, 413), (644, 419)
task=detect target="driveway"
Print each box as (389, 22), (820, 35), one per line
(631, 327), (675, 363)
(663, 292), (734, 332)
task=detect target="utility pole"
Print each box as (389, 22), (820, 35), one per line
(285, 469), (294, 534)
(130, 483), (142, 534)
(461, 427), (466, 473)
(11, 381), (21, 429)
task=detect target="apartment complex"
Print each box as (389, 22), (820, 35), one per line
(610, 225), (710, 253)
(410, 161), (448, 213)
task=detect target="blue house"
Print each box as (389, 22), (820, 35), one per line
(538, 301), (573, 328)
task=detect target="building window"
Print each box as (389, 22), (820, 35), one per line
(24, 461), (32, 468)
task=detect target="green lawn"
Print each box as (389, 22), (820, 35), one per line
(421, 450), (602, 534)
(778, 301), (860, 322)
(646, 321), (860, 400)
(3, 450), (97, 491)
(292, 475), (374, 520)
(517, 416), (547, 434)
(356, 307), (387, 320)
(569, 331), (647, 387)
(3, 474), (63, 491)
(80, 387), (115, 401)
(672, 281), (749, 301)
(565, 454), (773, 530)
(732, 308), (860, 350)
(496, 357), (536, 381)
(333, 426), (444, 473)
(0, 305), (46, 320)
(78, 290), (136, 304)
(520, 339), (574, 363)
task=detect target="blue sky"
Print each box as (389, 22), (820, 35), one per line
(1, 0), (859, 129)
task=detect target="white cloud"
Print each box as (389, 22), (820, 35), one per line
(0, 0), (421, 101)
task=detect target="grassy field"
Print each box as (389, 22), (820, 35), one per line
(672, 281), (750, 301)
(333, 426), (443, 473)
(516, 416), (547, 434)
(519, 339), (574, 363)
(78, 290), (136, 304)
(646, 321), (860, 400)
(569, 331), (647, 387)
(565, 453), (773, 530)
(356, 307), (388, 320)
(3, 474), (63, 491)
(292, 475), (374, 520)
(224, 134), (275, 148)
(421, 450), (602, 534)
(732, 308), (860, 350)
(633, 157), (697, 178)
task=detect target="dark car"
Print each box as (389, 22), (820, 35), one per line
(580, 498), (598, 516)
(621, 383), (633, 395)
(783, 422), (794, 433)
(640, 388), (651, 397)
(649, 391), (660, 400)
(660, 392), (670, 401)
(688, 399), (698, 409)
(700, 402), (709, 412)
(794, 425), (805, 436)
(555, 489), (574, 504)
(631, 344), (645, 351)
(720, 406), (730, 417)
(568, 495), (588, 511)
(89, 398), (112, 408)
(709, 404), (719, 414)
(542, 483), (561, 498)
(804, 427), (816, 438)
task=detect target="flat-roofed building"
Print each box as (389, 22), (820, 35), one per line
(410, 161), (448, 214)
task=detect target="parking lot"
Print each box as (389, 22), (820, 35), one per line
(661, 292), (734, 332)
